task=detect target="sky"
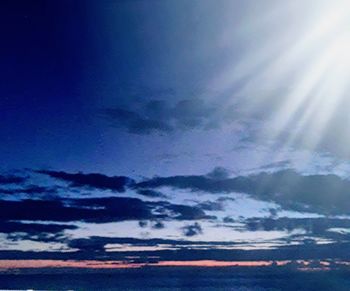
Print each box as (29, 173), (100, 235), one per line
(2, 0), (350, 275)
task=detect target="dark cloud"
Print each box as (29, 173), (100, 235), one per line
(255, 160), (292, 171)
(138, 169), (350, 215)
(267, 208), (279, 218)
(138, 220), (148, 228)
(151, 221), (165, 229)
(163, 203), (212, 220)
(217, 196), (236, 202)
(244, 217), (350, 237)
(67, 197), (211, 221)
(223, 216), (235, 223)
(4, 235), (350, 263)
(0, 221), (77, 243)
(136, 189), (167, 198)
(65, 197), (155, 222)
(0, 221), (77, 235)
(206, 167), (231, 179)
(67, 236), (239, 253)
(0, 185), (58, 196)
(182, 222), (203, 237)
(0, 174), (27, 185)
(0, 243), (347, 263)
(103, 108), (172, 134)
(37, 170), (134, 192)
(136, 173), (234, 193)
(0, 199), (115, 223)
(101, 98), (236, 135)
(197, 200), (224, 211)
(0, 197), (211, 224)
(5, 168), (350, 263)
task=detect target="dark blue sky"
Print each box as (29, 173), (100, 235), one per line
(1, 0), (242, 173)
(1, 1), (95, 169)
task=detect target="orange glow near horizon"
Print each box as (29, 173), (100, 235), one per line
(0, 259), (342, 271)
(154, 260), (275, 267)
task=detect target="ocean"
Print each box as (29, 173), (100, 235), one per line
(1, 267), (350, 290)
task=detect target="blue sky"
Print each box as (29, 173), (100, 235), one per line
(2, 0), (350, 268)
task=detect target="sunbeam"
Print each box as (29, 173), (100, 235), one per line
(218, 0), (350, 162)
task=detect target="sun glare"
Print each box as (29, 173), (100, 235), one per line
(238, 0), (350, 162)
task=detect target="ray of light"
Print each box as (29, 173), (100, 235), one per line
(217, 0), (350, 167)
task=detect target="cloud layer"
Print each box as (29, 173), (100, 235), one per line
(101, 99), (236, 134)
(2, 167), (350, 263)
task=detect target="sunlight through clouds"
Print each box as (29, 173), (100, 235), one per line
(212, 0), (350, 161)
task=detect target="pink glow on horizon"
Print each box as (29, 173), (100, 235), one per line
(154, 260), (275, 267)
(0, 259), (339, 270)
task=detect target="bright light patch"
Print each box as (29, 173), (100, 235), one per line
(218, 0), (350, 162)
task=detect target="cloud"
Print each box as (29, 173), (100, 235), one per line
(196, 200), (224, 211)
(67, 236), (239, 253)
(138, 168), (350, 215)
(0, 197), (211, 224)
(0, 221), (77, 235)
(182, 222), (203, 237)
(37, 170), (134, 192)
(29, 168), (350, 217)
(103, 108), (172, 134)
(0, 199), (114, 223)
(6, 168), (350, 260)
(5, 239), (350, 263)
(244, 217), (350, 237)
(37, 170), (169, 199)
(138, 221), (148, 228)
(163, 203), (213, 220)
(0, 174), (27, 185)
(223, 216), (235, 223)
(0, 221), (77, 243)
(136, 173), (234, 193)
(101, 98), (236, 135)
(0, 185), (58, 196)
(206, 167), (231, 180)
(136, 189), (167, 198)
(254, 160), (292, 171)
(151, 221), (165, 229)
